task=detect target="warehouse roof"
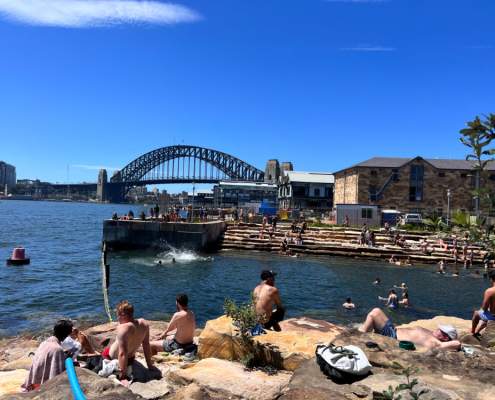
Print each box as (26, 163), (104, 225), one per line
(334, 156), (495, 173)
(285, 171), (334, 184)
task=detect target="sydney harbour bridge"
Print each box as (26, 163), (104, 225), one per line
(98, 145), (267, 202)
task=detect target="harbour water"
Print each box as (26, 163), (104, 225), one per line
(0, 200), (488, 338)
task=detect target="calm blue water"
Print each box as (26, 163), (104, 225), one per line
(0, 200), (489, 338)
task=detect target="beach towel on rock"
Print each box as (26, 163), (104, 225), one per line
(22, 336), (66, 391)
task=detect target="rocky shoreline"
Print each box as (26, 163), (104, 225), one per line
(1, 315), (494, 400)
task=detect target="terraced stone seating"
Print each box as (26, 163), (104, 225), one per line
(219, 223), (487, 264)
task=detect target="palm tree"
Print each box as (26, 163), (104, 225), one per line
(423, 216), (447, 231)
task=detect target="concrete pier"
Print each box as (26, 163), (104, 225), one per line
(103, 220), (226, 251)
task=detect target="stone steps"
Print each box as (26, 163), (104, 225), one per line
(219, 223), (487, 264)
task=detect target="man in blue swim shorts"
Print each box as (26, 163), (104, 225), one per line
(472, 270), (495, 336)
(360, 308), (461, 351)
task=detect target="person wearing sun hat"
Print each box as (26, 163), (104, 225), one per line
(360, 308), (461, 351)
(438, 324), (458, 341)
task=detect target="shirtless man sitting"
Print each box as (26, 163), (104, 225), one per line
(472, 270), (495, 336)
(103, 300), (154, 384)
(359, 308), (461, 351)
(150, 294), (196, 354)
(253, 270), (285, 331)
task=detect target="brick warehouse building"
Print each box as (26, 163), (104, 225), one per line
(333, 156), (495, 216)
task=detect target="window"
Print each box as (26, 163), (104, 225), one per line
(293, 185), (306, 197)
(314, 188), (320, 197)
(370, 170), (377, 176)
(438, 172), (445, 177)
(369, 185), (377, 201)
(392, 169), (399, 181)
(325, 187), (331, 197)
(460, 173), (467, 178)
(489, 174), (495, 181)
(361, 208), (373, 219)
(409, 165), (424, 202)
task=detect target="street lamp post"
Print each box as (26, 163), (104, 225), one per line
(447, 188), (451, 227)
(475, 169), (480, 219)
(192, 182), (195, 222)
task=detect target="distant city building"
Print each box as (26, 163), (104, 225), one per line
(278, 171), (334, 210)
(280, 162), (294, 176)
(96, 169), (108, 202)
(333, 156), (495, 215)
(0, 161), (16, 188)
(264, 159), (280, 184)
(184, 189), (214, 207)
(213, 181), (278, 208)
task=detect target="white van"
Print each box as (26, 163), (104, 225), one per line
(402, 213), (423, 225)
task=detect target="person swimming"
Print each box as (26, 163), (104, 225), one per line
(342, 297), (356, 310)
(437, 259), (446, 274)
(379, 289), (399, 309)
(373, 277), (381, 285)
(399, 292), (410, 307)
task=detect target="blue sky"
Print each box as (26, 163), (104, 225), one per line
(0, 0), (494, 190)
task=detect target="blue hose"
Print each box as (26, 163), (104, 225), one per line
(65, 358), (87, 400)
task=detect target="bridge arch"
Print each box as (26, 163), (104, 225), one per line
(110, 145), (265, 186)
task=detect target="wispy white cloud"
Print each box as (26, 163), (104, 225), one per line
(340, 45), (396, 52)
(72, 164), (121, 171)
(0, 0), (201, 28)
(326, 0), (390, 3)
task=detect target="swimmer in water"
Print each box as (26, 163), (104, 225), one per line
(394, 282), (408, 292)
(373, 277), (381, 285)
(379, 290), (399, 309)
(437, 259), (446, 274)
(399, 292), (410, 307)
(172, 258), (176, 263)
(157, 260), (162, 265)
(342, 297), (356, 310)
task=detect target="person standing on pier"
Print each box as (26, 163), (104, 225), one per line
(253, 270), (285, 331)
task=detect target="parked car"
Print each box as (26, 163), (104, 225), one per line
(401, 213), (423, 225)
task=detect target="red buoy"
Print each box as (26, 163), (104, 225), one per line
(6, 247), (30, 266)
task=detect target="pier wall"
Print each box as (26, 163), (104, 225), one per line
(103, 220), (226, 251)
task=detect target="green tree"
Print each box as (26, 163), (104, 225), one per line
(422, 215), (447, 232)
(223, 297), (264, 368)
(460, 114), (495, 217)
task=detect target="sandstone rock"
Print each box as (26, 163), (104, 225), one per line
(479, 320), (495, 348)
(0, 338), (38, 371)
(328, 329), (495, 400)
(288, 354), (495, 400)
(168, 383), (216, 400)
(279, 387), (348, 400)
(0, 367), (140, 400)
(130, 379), (170, 399)
(169, 358), (291, 400)
(0, 369), (27, 397)
(0, 358), (33, 372)
(198, 316), (343, 370)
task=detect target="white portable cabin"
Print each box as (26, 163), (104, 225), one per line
(336, 204), (380, 227)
